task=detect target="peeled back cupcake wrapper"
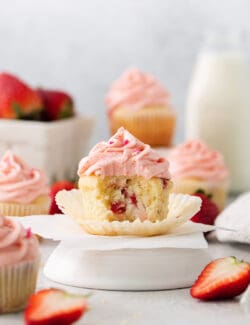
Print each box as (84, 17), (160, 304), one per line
(55, 190), (211, 236)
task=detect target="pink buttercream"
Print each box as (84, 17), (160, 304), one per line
(106, 68), (170, 116)
(0, 215), (39, 266)
(168, 140), (229, 183)
(78, 127), (171, 179)
(0, 151), (49, 204)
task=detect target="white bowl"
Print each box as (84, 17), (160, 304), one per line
(44, 242), (211, 291)
(0, 116), (94, 181)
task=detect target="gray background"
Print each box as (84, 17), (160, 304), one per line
(0, 0), (249, 147)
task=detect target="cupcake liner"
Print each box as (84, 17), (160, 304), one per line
(0, 258), (40, 313)
(0, 196), (51, 217)
(56, 190), (201, 236)
(171, 178), (228, 211)
(110, 106), (176, 147)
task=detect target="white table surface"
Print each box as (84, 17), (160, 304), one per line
(1, 235), (250, 325)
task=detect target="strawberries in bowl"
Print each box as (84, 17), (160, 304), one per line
(0, 72), (42, 119)
(38, 88), (74, 121)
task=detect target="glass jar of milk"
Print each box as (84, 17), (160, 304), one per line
(186, 31), (250, 193)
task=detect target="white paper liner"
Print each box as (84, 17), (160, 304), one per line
(0, 258), (39, 313)
(56, 190), (203, 236)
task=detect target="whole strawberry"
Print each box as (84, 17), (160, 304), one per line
(50, 180), (76, 214)
(38, 88), (74, 121)
(24, 288), (88, 325)
(0, 72), (42, 119)
(191, 256), (250, 300)
(191, 190), (219, 225)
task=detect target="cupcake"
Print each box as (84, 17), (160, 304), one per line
(168, 140), (229, 210)
(0, 215), (40, 313)
(0, 151), (50, 216)
(78, 127), (172, 224)
(106, 68), (176, 147)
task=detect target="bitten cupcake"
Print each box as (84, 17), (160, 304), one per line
(106, 68), (176, 147)
(168, 140), (229, 210)
(0, 215), (40, 313)
(78, 127), (172, 224)
(0, 151), (50, 216)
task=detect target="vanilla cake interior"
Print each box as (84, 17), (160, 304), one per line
(79, 176), (172, 222)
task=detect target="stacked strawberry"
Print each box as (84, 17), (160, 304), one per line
(0, 72), (75, 121)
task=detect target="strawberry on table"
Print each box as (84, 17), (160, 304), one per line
(0, 72), (42, 119)
(191, 256), (250, 300)
(50, 180), (76, 214)
(38, 88), (74, 121)
(24, 288), (88, 325)
(191, 190), (219, 225)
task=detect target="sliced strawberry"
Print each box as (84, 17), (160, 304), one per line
(50, 180), (76, 214)
(191, 256), (250, 300)
(0, 72), (42, 119)
(38, 88), (74, 121)
(191, 191), (219, 225)
(24, 288), (88, 325)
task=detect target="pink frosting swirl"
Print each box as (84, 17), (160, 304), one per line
(78, 127), (171, 179)
(106, 68), (170, 116)
(168, 140), (229, 183)
(0, 151), (49, 204)
(0, 215), (39, 266)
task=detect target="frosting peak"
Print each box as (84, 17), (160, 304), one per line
(106, 68), (170, 116)
(0, 215), (39, 266)
(0, 151), (49, 204)
(168, 140), (229, 183)
(78, 127), (171, 179)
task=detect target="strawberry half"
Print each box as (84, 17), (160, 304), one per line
(191, 256), (250, 300)
(50, 180), (76, 214)
(0, 72), (42, 119)
(24, 288), (88, 325)
(191, 190), (219, 225)
(38, 88), (74, 121)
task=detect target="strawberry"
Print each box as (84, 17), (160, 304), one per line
(24, 288), (88, 325)
(38, 88), (74, 121)
(0, 72), (42, 119)
(50, 180), (76, 214)
(191, 190), (219, 225)
(191, 256), (250, 300)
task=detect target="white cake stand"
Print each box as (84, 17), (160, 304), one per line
(44, 239), (211, 291)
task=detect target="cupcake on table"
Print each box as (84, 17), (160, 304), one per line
(106, 68), (176, 147)
(168, 140), (229, 211)
(0, 151), (50, 216)
(0, 214), (40, 312)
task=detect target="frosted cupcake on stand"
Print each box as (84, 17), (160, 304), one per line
(0, 151), (50, 216)
(106, 68), (176, 147)
(168, 140), (229, 211)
